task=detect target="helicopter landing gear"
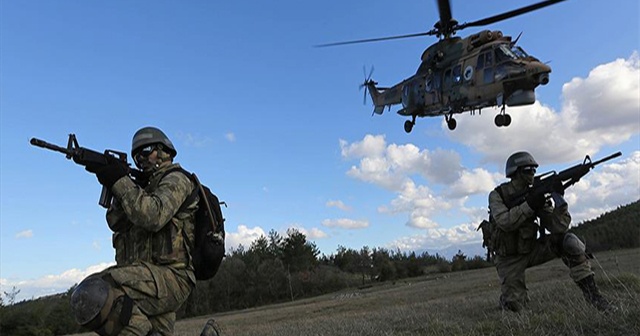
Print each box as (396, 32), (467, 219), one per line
(404, 116), (416, 133)
(445, 114), (457, 130)
(494, 106), (512, 127)
(494, 114), (512, 127)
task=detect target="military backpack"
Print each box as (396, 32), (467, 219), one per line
(164, 168), (226, 281)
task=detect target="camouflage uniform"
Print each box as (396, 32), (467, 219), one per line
(82, 162), (197, 335)
(488, 179), (593, 311)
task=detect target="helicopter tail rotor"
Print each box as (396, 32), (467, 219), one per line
(359, 65), (377, 105)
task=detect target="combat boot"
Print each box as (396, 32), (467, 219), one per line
(577, 275), (610, 311)
(200, 319), (221, 336)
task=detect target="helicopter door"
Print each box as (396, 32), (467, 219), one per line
(425, 74), (440, 106)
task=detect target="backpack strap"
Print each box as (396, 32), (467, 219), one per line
(495, 185), (506, 205)
(159, 167), (199, 214)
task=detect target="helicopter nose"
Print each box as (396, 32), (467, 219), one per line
(528, 62), (551, 85)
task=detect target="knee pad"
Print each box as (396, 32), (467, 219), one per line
(70, 277), (116, 328)
(562, 233), (586, 256)
(70, 276), (135, 335)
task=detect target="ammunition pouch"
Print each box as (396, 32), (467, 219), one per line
(494, 222), (538, 257)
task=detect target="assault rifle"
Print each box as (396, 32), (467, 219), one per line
(505, 151), (623, 209)
(30, 134), (142, 208)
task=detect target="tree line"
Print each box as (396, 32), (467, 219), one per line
(1, 200), (637, 335)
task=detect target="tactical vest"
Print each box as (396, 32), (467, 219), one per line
(491, 182), (538, 256)
(112, 163), (196, 269)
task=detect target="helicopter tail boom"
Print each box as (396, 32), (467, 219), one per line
(366, 81), (403, 116)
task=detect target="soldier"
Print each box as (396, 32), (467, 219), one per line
(69, 127), (220, 336)
(488, 151), (610, 312)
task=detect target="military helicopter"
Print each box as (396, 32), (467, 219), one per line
(319, 0), (566, 133)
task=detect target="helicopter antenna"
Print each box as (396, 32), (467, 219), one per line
(511, 32), (523, 46)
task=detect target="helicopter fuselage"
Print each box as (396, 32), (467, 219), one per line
(366, 30), (551, 130)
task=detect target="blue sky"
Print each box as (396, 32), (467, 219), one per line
(1, 0), (638, 301)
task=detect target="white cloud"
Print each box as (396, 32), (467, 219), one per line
(326, 200), (352, 211)
(15, 230), (33, 239)
(445, 169), (501, 198)
(389, 222), (482, 251)
(175, 131), (213, 148)
(225, 132), (236, 142)
(321, 218), (369, 229)
(225, 225), (266, 251)
(340, 135), (463, 191)
(447, 53), (640, 165)
(563, 53), (640, 132)
(340, 134), (386, 158)
(378, 180), (453, 229)
(0, 262), (115, 302)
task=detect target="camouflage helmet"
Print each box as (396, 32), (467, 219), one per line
(505, 151), (538, 177)
(131, 126), (177, 157)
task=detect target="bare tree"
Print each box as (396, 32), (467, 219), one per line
(3, 286), (21, 305)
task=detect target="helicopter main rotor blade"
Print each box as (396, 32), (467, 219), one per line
(315, 31), (436, 47)
(457, 0), (566, 31)
(436, 0), (453, 28)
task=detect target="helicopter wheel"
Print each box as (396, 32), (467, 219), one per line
(447, 117), (457, 130)
(404, 120), (414, 133)
(503, 114), (512, 127)
(495, 114), (504, 127)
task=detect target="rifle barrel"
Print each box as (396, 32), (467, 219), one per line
(591, 151), (622, 166)
(30, 138), (72, 156)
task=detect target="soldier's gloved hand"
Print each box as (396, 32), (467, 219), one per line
(526, 189), (547, 211)
(552, 179), (565, 196)
(86, 160), (129, 188)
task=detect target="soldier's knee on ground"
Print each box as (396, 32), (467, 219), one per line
(561, 233), (588, 267)
(70, 276), (136, 336)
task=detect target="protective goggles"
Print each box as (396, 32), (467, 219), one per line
(134, 145), (156, 165)
(521, 166), (537, 174)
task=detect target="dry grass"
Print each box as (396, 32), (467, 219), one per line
(71, 248), (640, 336)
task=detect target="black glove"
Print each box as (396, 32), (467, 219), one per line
(552, 179), (565, 196)
(85, 160), (129, 188)
(526, 188), (547, 211)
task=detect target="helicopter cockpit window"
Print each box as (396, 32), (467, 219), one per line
(496, 45), (517, 62)
(452, 65), (462, 84)
(511, 46), (529, 59)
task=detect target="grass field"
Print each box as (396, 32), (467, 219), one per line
(73, 248), (640, 336)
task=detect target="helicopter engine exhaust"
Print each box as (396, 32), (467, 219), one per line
(538, 73), (550, 85)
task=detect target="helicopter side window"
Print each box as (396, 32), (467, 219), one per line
(485, 52), (493, 67)
(477, 51), (492, 69)
(452, 65), (462, 84)
(433, 72), (441, 89)
(444, 69), (452, 87)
